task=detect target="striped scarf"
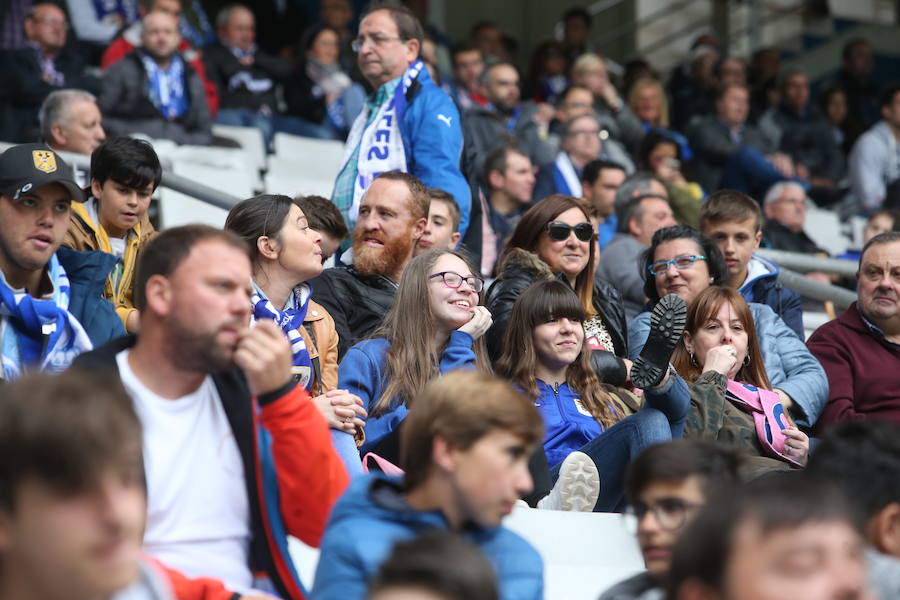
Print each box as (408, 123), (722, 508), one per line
(250, 283), (313, 391)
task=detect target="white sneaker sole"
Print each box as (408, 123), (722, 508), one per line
(557, 451), (601, 512)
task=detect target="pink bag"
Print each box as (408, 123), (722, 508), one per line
(361, 452), (405, 476)
(725, 380), (804, 468)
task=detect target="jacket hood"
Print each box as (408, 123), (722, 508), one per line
(56, 245), (118, 289)
(497, 248), (555, 282)
(742, 254), (780, 288)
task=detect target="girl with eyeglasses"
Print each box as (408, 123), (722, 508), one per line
(486, 194), (632, 387)
(336, 249), (492, 468)
(496, 280), (692, 512)
(628, 225), (828, 430)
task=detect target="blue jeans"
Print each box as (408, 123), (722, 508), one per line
(719, 146), (809, 201)
(331, 430), (364, 478)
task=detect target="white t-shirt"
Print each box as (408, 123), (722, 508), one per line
(116, 350), (253, 591)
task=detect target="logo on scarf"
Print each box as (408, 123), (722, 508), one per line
(32, 151), (58, 174)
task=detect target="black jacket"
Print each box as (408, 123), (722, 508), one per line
(202, 41), (290, 112)
(485, 248), (629, 386)
(308, 265), (398, 359)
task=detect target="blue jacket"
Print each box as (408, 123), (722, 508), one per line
(56, 245), (126, 346)
(311, 474), (544, 600)
(337, 331), (477, 453)
(739, 255), (804, 339)
(400, 68), (472, 236)
(628, 302), (828, 428)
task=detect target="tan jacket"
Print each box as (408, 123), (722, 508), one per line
(301, 300), (339, 394)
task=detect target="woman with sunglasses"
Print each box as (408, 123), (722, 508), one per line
(627, 225), (828, 429)
(336, 249), (492, 466)
(486, 194), (631, 386)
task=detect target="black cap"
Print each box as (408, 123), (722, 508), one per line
(0, 144), (84, 202)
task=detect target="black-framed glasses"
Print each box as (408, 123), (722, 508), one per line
(647, 254), (706, 276)
(428, 271), (484, 293)
(546, 221), (594, 242)
(351, 34), (403, 52)
(624, 498), (701, 533)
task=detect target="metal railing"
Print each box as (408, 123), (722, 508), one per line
(755, 249), (859, 310)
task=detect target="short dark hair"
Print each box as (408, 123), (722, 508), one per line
(859, 231), (900, 269)
(451, 40), (482, 64)
(478, 60), (518, 88)
(581, 159), (625, 185)
(624, 439), (741, 503)
(90, 136), (162, 192)
(427, 187), (461, 232)
(562, 6), (591, 27)
(561, 113), (598, 138)
(134, 224), (249, 311)
(0, 371), (142, 511)
(668, 473), (859, 598)
(555, 83), (592, 109)
(295, 195), (349, 242)
(641, 225), (728, 303)
(699, 189), (763, 232)
(636, 130), (681, 171)
(368, 532), (499, 600)
(482, 145), (526, 187)
(361, 2), (423, 47)
(615, 192), (667, 235)
(842, 37), (870, 61)
(224, 194), (298, 264)
(808, 421), (900, 525)
(880, 84), (900, 109)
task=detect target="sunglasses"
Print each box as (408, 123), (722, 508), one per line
(545, 221), (594, 242)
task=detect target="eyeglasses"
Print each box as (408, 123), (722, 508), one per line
(546, 221), (594, 242)
(351, 34), (403, 52)
(647, 254), (706, 276)
(429, 271), (485, 293)
(624, 498), (701, 533)
(30, 16), (68, 29)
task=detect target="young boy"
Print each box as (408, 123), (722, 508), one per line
(414, 187), (462, 255)
(296, 194), (350, 265)
(699, 189), (804, 338)
(64, 136), (161, 333)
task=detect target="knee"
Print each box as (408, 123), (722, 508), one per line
(633, 408), (672, 445)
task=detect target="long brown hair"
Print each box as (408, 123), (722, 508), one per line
(671, 286), (770, 388)
(371, 249), (490, 417)
(495, 280), (618, 428)
(499, 194), (597, 317)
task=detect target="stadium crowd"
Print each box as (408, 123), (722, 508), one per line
(2, 1), (900, 599)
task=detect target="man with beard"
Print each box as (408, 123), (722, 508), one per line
(71, 224), (350, 599)
(310, 171), (428, 358)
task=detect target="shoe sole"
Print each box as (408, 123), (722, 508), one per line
(631, 294), (687, 390)
(557, 452), (601, 512)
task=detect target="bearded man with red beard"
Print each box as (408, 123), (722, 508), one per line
(310, 171), (428, 358)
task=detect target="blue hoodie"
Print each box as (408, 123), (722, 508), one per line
(311, 474), (544, 600)
(739, 255), (804, 339)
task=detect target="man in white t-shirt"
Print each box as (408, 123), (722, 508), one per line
(72, 224), (350, 599)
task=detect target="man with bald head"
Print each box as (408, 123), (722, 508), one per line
(99, 10), (213, 145)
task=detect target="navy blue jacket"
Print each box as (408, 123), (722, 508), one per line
(56, 246), (126, 346)
(738, 255), (804, 340)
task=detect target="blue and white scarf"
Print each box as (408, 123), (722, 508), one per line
(140, 51), (189, 120)
(338, 59), (424, 223)
(250, 283), (314, 391)
(552, 151), (583, 197)
(0, 255), (93, 381)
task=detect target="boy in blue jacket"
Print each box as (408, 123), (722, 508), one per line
(312, 371), (545, 600)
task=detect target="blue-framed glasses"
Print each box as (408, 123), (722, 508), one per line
(647, 255), (707, 276)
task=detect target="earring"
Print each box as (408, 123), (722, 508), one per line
(743, 354), (750, 366)
(690, 352), (697, 365)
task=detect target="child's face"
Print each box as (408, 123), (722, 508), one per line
(91, 179), (153, 239)
(703, 218), (761, 284)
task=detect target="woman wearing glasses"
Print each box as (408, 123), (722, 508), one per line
(628, 225), (828, 429)
(336, 249), (492, 463)
(486, 194), (632, 386)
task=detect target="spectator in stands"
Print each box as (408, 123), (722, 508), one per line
(0, 143), (124, 380)
(599, 440), (741, 600)
(0, 0), (32, 50)
(415, 188), (461, 255)
(463, 61), (554, 175)
(332, 3), (470, 237)
(560, 7), (592, 62)
(38, 89), (106, 157)
(669, 44), (720, 132)
(840, 208), (900, 263)
(285, 24), (365, 141)
(597, 174), (675, 319)
(486, 195), (631, 386)
(101, 0), (219, 117)
(367, 533), (500, 600)
(629, 225), (828, 428)
(320, 0), (356, 74)
(582, 159), (626, 249)
(819, 84), (865, 158)
(808, 232), (900, 432)
(470, 21), (504, 62)
(667, 474), (871, 600)
(627, 77), (691, 160)
(525, 40), (569, 104)
(758, 69), (844, 193)
(5, 2), (101, 142)
(636, 130), (702, 226)
(835, 37), (881, 128)
(99, 11), (213, 145)
(444, 41), (485, 111)
(808, 421), (900, 599)
(700, 190), (804, 339)
(748, 46), (781, 118)
(63, 137), (160, 334)
(482, 145), (535, 250)
(714, 56), (747, 89)
(311, 171), (428, 358)
(295, 194), (349, 264)
(312, 371), (543, 600)
(762, 181), (828, 257)
(570, 53), (645, 154)
(846, 84), (900, 217)
(497, 280), (691, 511)
(533, 114), (612, 202)
(72, 224), (349, 597)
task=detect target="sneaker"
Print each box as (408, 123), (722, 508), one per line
(631, 293), (687, 390)
(538, 451), (601, 512)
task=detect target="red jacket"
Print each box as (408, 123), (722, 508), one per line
(808, 302), (900, 433)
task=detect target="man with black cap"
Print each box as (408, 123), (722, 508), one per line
(0, 143), (124, 381)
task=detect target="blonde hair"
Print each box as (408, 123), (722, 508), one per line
(628, 77), (669, 128)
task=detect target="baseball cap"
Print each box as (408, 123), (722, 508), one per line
(0, 144), (84, 203)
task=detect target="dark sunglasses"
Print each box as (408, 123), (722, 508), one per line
(545, 221), (594, 242)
